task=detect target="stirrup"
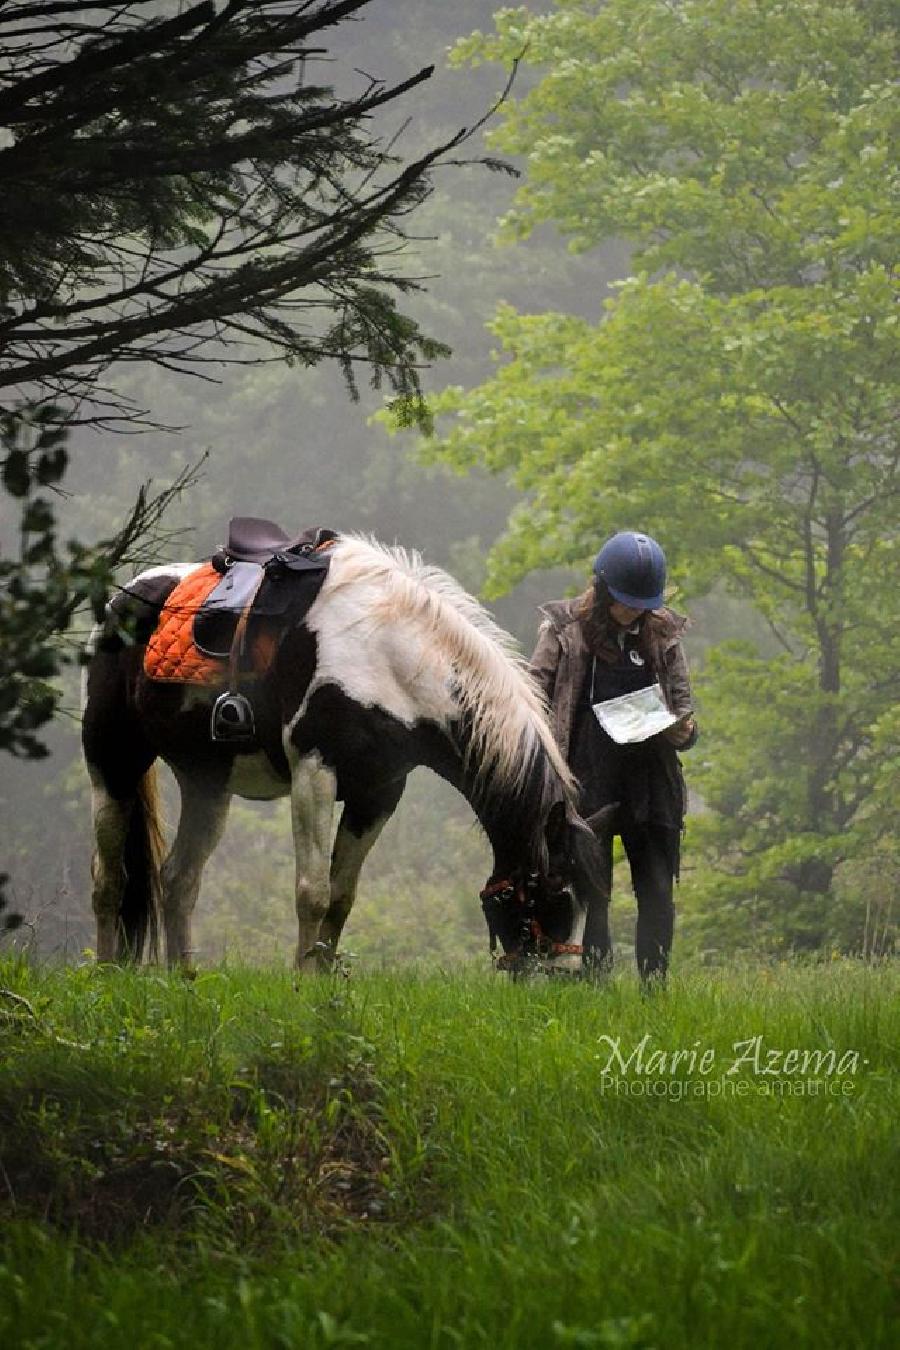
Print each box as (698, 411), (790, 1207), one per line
(211, 691), (255, 743)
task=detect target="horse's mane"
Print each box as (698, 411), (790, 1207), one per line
(326, 535), (576, 800)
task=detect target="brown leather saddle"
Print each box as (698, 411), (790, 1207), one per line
(197, 517), (338, 743)
(196, 517), (338, 655)
(217, 516), (337, 565)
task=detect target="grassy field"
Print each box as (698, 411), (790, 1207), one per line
(0, 957), (896, 1349)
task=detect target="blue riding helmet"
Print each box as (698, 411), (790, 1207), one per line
(593, 531), (667, 610)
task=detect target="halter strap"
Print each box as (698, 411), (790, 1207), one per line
(480, 877), (584, 960)
(529, 917), (584, 958)
(480, 877), (523, 901)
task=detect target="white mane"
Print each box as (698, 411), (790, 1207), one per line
(322, 534), (575, 797)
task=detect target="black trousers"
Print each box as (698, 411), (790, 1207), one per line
(583, 825), (676, 979)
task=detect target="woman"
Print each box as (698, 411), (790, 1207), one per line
(530, 530), (696, 980)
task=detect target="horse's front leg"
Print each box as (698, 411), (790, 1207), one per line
(160, 772), (231, 968)
(319, 781), (406, 959)
(289, 751), (338, 973)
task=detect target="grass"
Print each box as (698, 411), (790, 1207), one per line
(0, 957), (897, 1348)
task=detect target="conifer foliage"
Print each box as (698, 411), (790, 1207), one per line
(0, 0), (456, 412)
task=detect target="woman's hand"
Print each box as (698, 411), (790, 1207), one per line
(662, 713), (697, 748)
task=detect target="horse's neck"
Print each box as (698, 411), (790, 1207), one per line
(408, 691), (559, 880)
(459, 745), (557, 880)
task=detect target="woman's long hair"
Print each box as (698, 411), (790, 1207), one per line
(574, 577), (654, 667)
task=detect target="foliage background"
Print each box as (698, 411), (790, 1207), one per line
(414, 0), (899, 959)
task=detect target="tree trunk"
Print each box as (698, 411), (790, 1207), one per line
(802, 504), (846, 894)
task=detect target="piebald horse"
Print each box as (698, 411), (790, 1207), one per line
(82, 534), (608, 971)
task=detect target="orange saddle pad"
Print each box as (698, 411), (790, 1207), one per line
(143, 564), (277, 686)
(144, 564), (225, 685)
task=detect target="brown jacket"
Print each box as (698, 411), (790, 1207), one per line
(530, 598), (696, 763)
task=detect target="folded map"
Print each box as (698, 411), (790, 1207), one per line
(591, 682), (680, 745)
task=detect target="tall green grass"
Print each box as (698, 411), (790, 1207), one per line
(0, 958), (896, 1348)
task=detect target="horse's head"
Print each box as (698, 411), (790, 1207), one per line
(481, 800), (615, 975)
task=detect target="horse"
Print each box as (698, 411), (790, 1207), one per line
(82, 530), (610, 972)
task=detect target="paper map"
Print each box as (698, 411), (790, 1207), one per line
(592, 682), (680, 745)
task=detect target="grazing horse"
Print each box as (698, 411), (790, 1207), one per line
(82, 532), (608, 971)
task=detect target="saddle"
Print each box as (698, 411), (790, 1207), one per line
(218, 516), (326, 564)
(144, 517), (338, 743)
(196, 518), (339, 657)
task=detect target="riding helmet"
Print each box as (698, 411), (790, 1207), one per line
(593, 531), (667, 610)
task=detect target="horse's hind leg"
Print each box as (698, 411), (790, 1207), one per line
(83, 644), (159, 963)
(88, 772), (135, 962)
(160, 771), (231, 968)
(319, 779), (406, 961)
(289, 751), (338, 972)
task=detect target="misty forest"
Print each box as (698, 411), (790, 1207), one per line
(0, 5), (897, 1348)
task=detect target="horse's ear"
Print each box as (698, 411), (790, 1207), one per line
(584, 802), (619, 839)
(545, 799), (568, 852)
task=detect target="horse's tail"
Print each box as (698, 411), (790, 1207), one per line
(120, 764), (165, 961)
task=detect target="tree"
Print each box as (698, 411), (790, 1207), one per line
(1, 403), (198, 758)
(0, 0), (471, 419)
(0, 0), (481, 759)
(413, 0), (899, 945)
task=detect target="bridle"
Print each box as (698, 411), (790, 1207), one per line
(479, 873), (584, 970)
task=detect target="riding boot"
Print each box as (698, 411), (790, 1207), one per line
(621, 826), (675, 982)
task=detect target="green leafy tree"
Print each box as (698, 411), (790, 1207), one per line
(413, 0), (899, 945)
(1, 403), (194, 759)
